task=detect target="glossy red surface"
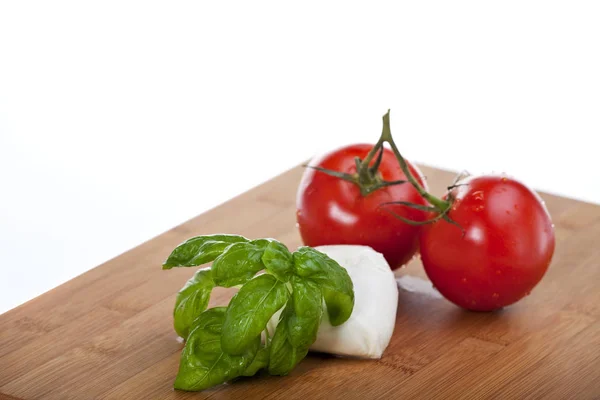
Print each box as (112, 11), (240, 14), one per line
(420, 175), (556, 311)
(296, 144), (428, 269)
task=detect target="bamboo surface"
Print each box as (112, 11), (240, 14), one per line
(1, 165), (599, 400)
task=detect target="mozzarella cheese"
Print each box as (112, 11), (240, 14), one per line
(267, 245), (398, 359)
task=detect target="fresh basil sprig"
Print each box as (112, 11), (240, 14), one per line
(163, 235), (354, 392)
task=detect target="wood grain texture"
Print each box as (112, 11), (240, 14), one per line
(1, 165), (599, 400)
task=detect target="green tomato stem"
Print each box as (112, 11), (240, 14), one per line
(379, 110), (450, 213)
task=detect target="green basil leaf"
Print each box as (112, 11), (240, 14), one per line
(221, 274), (289, 355)
(173, 307), (259, 392)
(163, 234), (249, 269)
(267, 297), (311, 376)
(287, 277), (323, 348)
(250, 238), (274, 249)
(173, 267), (215, 339)
(292, 246), (355, 326)
(241, 345), (270, 377)
(262, 241), (294, 282)
(211, 242), (266, 287)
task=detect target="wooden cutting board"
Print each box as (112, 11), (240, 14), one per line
(1, 165), (599, 400)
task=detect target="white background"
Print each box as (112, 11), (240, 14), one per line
(1, 1), (599, 314)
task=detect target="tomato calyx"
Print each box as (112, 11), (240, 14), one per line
(303, 136), (407, 197)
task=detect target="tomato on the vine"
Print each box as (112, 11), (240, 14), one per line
(296, 140), (429, 269)
(296, 109), (556, 311)
(419, 175), (555, 311)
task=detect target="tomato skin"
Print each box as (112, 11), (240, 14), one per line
(420, 175), (555, 311)
(296, 144), (429, 269)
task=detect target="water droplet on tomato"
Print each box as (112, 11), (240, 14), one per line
(496, 270), (502, 275)
(492, 293), (499, 299)
(472, 205), (484, 212)
(461, 277), (468, 283)
(472, 190), (485, 201)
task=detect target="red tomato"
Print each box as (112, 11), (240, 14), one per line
(296, 144), (429, 269)
(419, 175), (555, 311)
